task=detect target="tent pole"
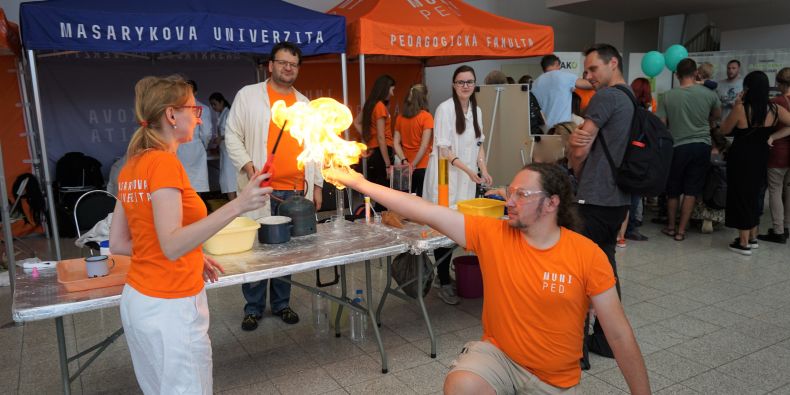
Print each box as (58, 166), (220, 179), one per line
(0, 142), (17, 293)
(485, 87), (504, 165)
(359, 54), (367, 180)
(17, 60), (41, 182)
(341, 52), (353, 215)
(27, 49), (62, 261)
(341, 53), (349, 138)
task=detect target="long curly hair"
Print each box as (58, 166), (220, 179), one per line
(523, 163), (579, 231)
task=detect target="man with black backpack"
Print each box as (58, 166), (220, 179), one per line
(568, 43), (634, 363)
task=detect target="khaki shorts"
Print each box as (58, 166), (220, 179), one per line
(449, 341), (578, 395)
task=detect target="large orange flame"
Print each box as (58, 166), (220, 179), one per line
(271, 98), (366, 189)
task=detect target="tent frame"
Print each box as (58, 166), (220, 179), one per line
(24, 49), (349, 262)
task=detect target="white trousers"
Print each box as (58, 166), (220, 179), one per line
(120, 285), (212, 395)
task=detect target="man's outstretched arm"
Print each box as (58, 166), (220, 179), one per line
(325, 168), (467, 248)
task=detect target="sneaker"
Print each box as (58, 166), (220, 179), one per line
(273, 307), (300, 325)
(616, 238), (627, 248)
(624, 231), (648, 241)
(757, 229), (787, 244)
(438, 284), (460, 305)
(733, 237), (758, 249)
(241, 313), (261, 331)
(728, 241), (752, 256)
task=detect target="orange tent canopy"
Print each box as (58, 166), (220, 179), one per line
(329, 0), (554, 65)
(0, 8), (21, 57)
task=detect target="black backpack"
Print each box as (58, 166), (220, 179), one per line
(703, 157), (727, 209)
(598, 86), (674, 196)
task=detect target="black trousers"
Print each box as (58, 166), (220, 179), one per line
(576, 203), (628, 358)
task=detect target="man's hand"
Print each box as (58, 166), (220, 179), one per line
(569, 126), (594, 147)
(242, 161), (256, 180)
(313, 186), (323, 210)
(324, 167), (364, 190)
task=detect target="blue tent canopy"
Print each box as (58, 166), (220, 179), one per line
(20, 0), (346, 55)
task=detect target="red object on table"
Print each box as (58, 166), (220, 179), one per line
(259, 120), (288, 187)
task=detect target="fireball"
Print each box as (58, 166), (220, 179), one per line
(271, 98), (367, 189)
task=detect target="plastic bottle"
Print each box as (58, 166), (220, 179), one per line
(355, 289), (368, 334)
(99, 240), (110, 256)
(312, 293), (330, 336)
(349, 289), (367, 341)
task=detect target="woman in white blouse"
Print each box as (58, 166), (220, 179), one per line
(209, 92), (236, 200)
(423, 65), (492, 305)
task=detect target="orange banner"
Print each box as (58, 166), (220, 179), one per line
(0, 56), (32, 199)
(330, 0), (553, 60)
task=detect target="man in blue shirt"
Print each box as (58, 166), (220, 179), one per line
(532, 54), (593, 129)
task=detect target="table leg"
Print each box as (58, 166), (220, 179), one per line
(335, 265), (348, 337)
(55, 317), (71, 395)
(365, 260), (388, 373)
(415, 255), (437, 358)
(374, 256), (393, 326)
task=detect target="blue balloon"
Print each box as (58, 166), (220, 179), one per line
(664, 45), (689, 72)
(641, 51), (665, 77)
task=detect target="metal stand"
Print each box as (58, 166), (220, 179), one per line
(375, 248), (455, 359)
(485, 86), (505, 163)
(55, 316), (125, 394)
(283, 258), (389, 373)
(0, 142), (17, 292)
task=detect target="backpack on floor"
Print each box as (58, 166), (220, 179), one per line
(703, 158), (727, 209)
(599, 86), (674, 196)
(391, 252), (434, 298)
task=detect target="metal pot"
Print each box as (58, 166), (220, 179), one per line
(278, 194), (317, 236)
(258, 216), (292, 244)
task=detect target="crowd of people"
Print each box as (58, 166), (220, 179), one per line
(106, 38), (789, 394)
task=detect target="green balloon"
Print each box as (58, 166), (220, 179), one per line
(641, 51), (665, 77)
(664, 45), (689, 72)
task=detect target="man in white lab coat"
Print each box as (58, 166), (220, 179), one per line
(176, 80), (213, 193)
(225, 42), (324, 331)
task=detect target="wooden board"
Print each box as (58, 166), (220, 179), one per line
(476, 84), (532, 186)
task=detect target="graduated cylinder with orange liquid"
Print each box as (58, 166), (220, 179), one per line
(438, 146), (450, 207)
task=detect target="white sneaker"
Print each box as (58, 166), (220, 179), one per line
(438, 284), (460, 305)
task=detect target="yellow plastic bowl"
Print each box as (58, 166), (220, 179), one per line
(204, 217), (261, 255)
(457, 198), (506, 218)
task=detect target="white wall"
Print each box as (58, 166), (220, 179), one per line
(721, 24), (790, 51)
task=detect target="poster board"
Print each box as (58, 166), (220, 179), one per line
(476, 84), (531, 186)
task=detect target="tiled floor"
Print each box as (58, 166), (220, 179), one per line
(1, 213), (789, 394)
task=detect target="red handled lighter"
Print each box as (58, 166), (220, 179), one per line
(259, 120), (287, 187)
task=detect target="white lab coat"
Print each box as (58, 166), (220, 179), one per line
(176, 100), (213, 193)
(224, 80), (323, 220)
(423, 98), (485, 207)
(216, 107), (236, 194)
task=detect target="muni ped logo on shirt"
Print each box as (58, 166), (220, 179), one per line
(542, 271), (574, 294)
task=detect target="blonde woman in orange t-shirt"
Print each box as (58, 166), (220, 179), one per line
(109, 75), (272, 394)
(394, 84), (433, 196)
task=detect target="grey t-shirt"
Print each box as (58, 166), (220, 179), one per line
(575, 85), (633, 207)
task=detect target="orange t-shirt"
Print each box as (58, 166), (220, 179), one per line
(464, 216), (616, 388)
(118, 150), (207, 299)
(366, 101), (393, 149)
(395, 110), (434, 169)
(576, 88), (595, 112)
(267, 83), (304, 191)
